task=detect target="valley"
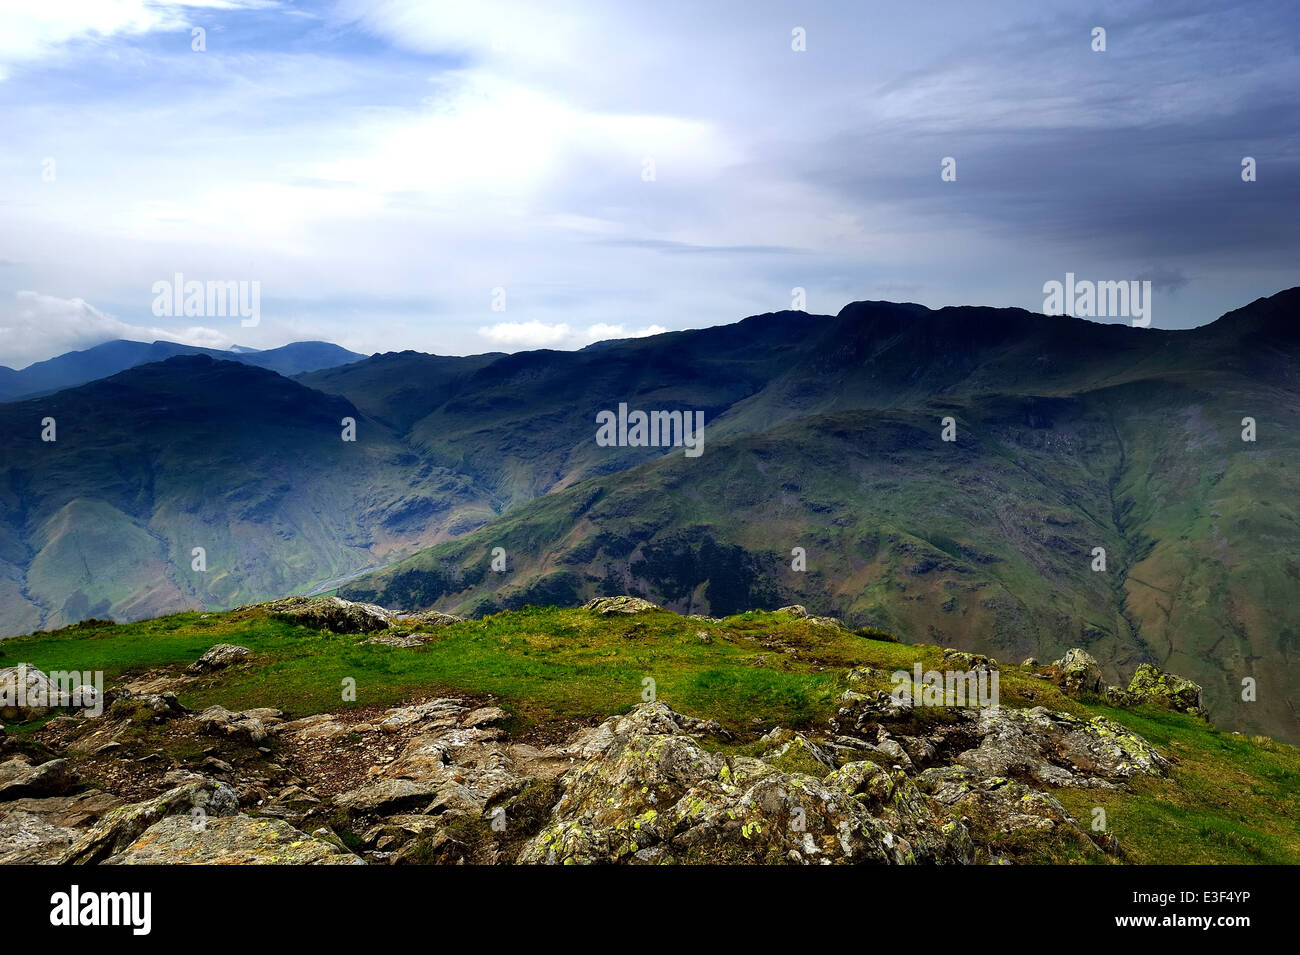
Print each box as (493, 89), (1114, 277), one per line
(2, 289), (1297, 743)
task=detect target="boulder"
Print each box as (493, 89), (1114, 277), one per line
(275, 713), (351, 740)
(373, 699), (465, 734)
(197, 706), (270, 744)
(60, 779), (240, 864)
(333, 779), (439, 816)
(105, 814), (363, 865)
(943, 648), (999, 672)
(186, 644), (251, 674)
(956, 706), (1169, 788)
(0, 758), (77, 801)
(582, 596), (660, 616)
(258, 595), (397, 633)
(1052, 648), (1105, 696)
(108, 690), (189, 722)
(518, 702), (972, 865)
(0, 665), (53, 720)
(1127, 664), (1206, 716)
(0, 790), (123, 864)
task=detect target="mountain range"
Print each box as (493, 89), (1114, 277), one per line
(1, 289), (1296, 742)
(0, 339), (366, 402)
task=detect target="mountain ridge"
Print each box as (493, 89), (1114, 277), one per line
(1, 288), (1296, 743)
(0, 339), (367, 402)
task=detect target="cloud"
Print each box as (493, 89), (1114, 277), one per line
(1, 0), (1295, 366)
(0, 1), (278, 77)
(477, 320), (668, 351)
(583, 323), (667, 341)
(477, 321), (573, 348)
(1137, 267), (1190, 294)
(0, 291), (234, 369)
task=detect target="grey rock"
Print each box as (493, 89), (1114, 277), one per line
(186, 644), (251, 674)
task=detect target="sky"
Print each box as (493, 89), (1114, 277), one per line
(0, 0), (1296, 369)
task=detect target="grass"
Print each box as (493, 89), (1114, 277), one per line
(2, 603), (1297, 864)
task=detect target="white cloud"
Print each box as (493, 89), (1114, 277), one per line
(477, 321), (573, 348)
(0, 1), (277, 77)
(477, 319), (667, 351)
(584, 323), (667, 341)
(0, 291), (234, 369)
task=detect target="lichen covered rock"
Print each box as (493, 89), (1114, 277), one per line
(105, 814), (363, 865)
(61, 779), (240, 864)
(582, 596), (661, 616)
(518, 703), (973, 865)
(1052, 648), (1105, 696)
(956, 706), (1169, 788)
(1127, 664), (1205, 716)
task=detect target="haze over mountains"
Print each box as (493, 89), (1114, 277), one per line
(0, 339), (367, 402)
(1, 290), (1297, 742)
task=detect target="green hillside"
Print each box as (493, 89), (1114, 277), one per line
(3, 290), (1297, 745)
(3, 601), (1296, 865)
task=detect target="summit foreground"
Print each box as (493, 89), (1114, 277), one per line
(1, 597), (1295, 865)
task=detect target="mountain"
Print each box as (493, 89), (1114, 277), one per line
(0, 355), (495, 635)
(1, 289), (1297, 743)
(0, 339), (366, 401)
(336, 290), (1300, 742)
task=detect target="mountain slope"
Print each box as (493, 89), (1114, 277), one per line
(339, 290), (1300, 742)
(2, 290), (1296, 742)
(0, 355), (492, 632)
(0, 339), (366, 401)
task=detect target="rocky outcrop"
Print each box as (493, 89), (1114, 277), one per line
(0, 790), (123, 863)
(943, 648), (999, 671)
(0, 665), (54, 720)
(918, 765), (1103, 852)
(256, 595), (397, 633)
(394, 610), (463, 628)
(1052, 648), (1105, 695)
(60, 779), (240, 864)
(583, 596), (661, 616)
(956, 706), (1169, 788)
(107, 690), (189, 723)
(3, 642), (1181, 866)
(197, 706), (282, 744)
(105, 814), (362, 865)
(1127, 664), (1205, 716)
(1049, 649), (1206, 719)
(518, 702), (973, 865)
(362, 633), (430, 648)
(0, 757), (77, 801)
(186, 644), (251, 674)
(777, 605), (846, 630)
